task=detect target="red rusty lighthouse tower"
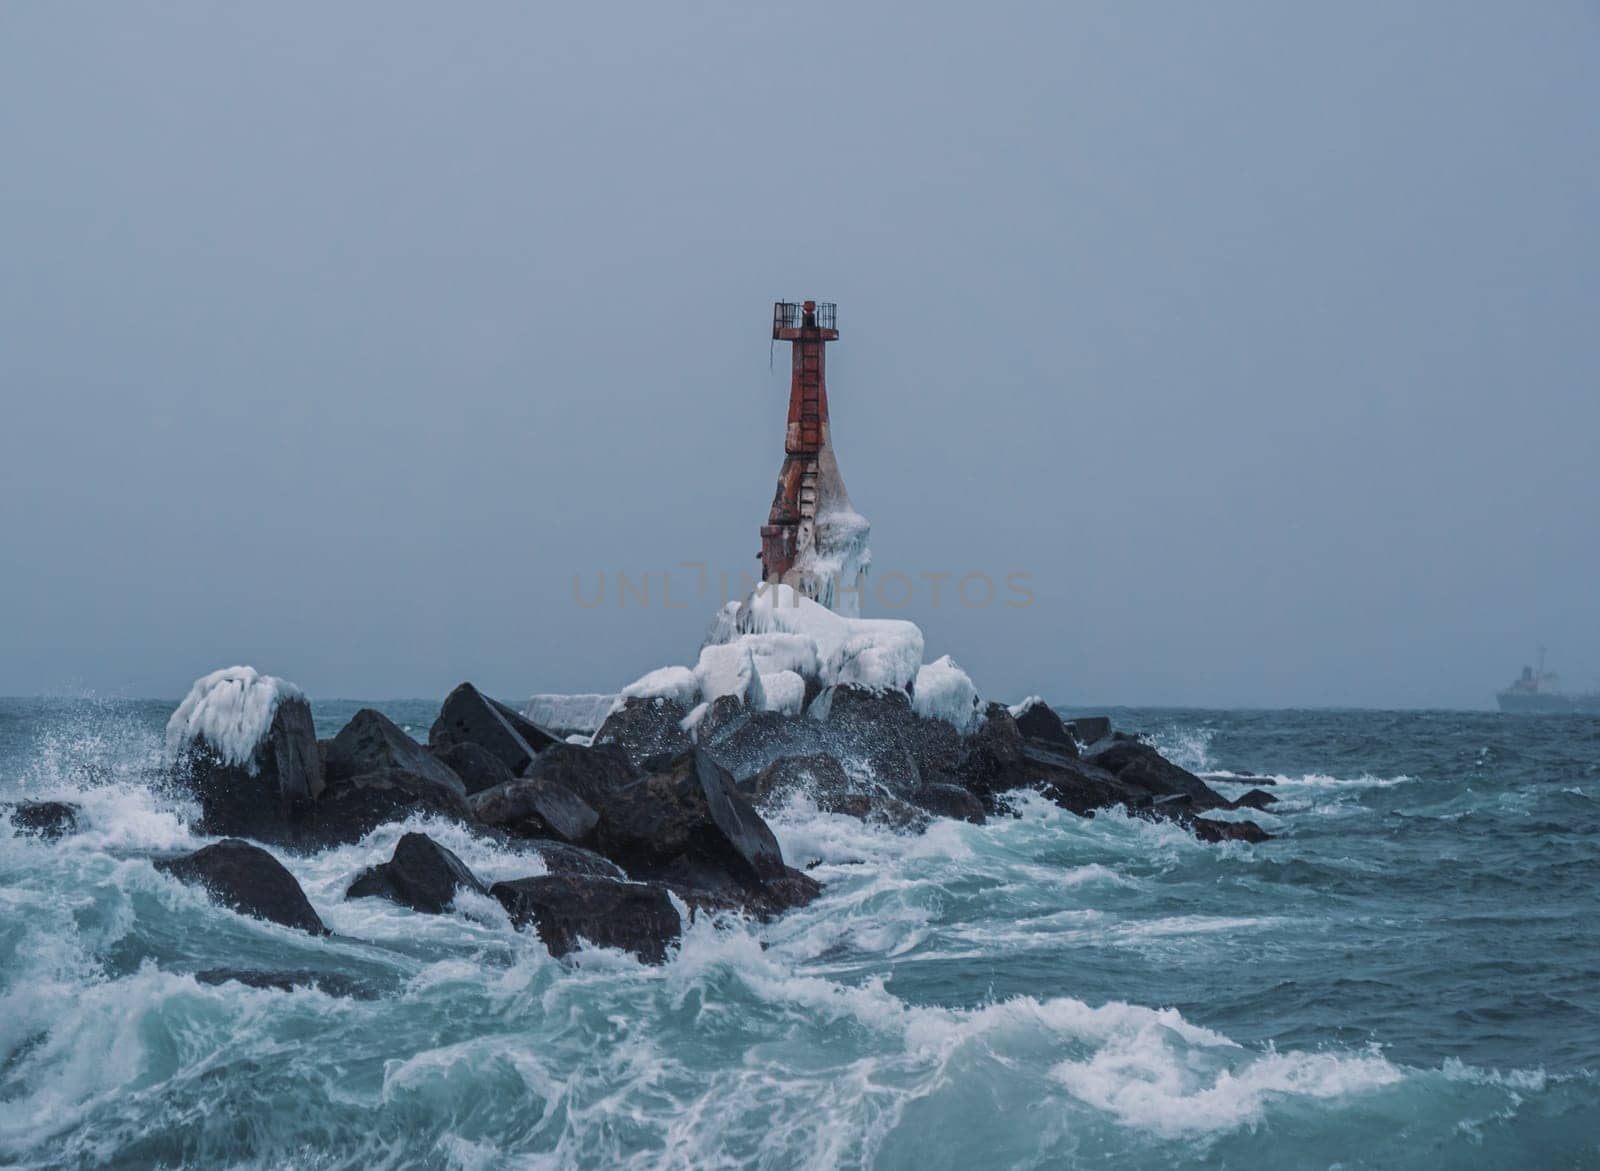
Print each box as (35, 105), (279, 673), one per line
(760, 300), (870, 611)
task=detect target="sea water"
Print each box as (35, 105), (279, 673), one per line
(1, 698), (1596, 1169)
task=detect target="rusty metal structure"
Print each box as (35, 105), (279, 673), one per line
(760, 300), (842, 586)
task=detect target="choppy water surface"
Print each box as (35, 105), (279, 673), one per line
(2, 699), (1597, 1169)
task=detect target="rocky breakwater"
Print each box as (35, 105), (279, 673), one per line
(143, 620), (1273, 969)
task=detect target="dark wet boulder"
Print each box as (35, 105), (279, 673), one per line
(490, 874), (680, 963)
(741, 752), (853, 806)
(325, 709), (461, 791)
(909, 782), (986, 825)
(4, 800), (82, 840)
(1010, 700), (1079, 755)
(195, 968), (377, 999)
(590, 748), (814, 915)
(695, 694), (751, 743)
(524, 741), (636, 811)
(301, 709), (476, 844)
(155, 839), (327, 935)
(346, 832), (487, 914)
(742, 753), (928, 831)
(957, 704), (1028, 797)
(809, 685), (964, 792)
(592, 696), (693, 768)
(470, 777), (599, 844)
(176, 697), (324, 844)
(699, 708), (829, 781)
(429, 682), (558, 774)
(1034, 753), (1143, 817)
(524, 839), (626, 880)
(309, 769), (474, 846)
(1190, 817), (1273, 844)
(1064, 717), (1112, 747)
(428, 741), (515, 796)
(1230, 788), (1280, 811)
(1087, 739), (1231, 813)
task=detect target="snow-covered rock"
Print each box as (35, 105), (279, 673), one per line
(613, 666), (699, 713)
(165, 666), (305, 773)
(911, 655), (981, 734)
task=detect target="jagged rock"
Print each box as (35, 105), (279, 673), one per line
(195, 969), (377, 998)
(346, 832), (486, 914)
(909, 782), (986, 824)
(742, 752), (853, 806)
(429, 741), (515, 796)
(700, 708), (828, 780)
(1064, 717), (1112, 746)
(4, 800), (82, 840)
(307, 768), (475, 846)
(523, 741), (636, 811)
(593, 696), (693, 767)
(429, 682), (557, 774)
(590, 748), (814, 915)
(296, 708), (478, 844)
(155, 839), (327, 935)
(524, 839), (626, 880)
(1012, 700), (1079, 755)
(811, 685), (964, 791)
(695, 694), (750, 743)
(958, 704), (1027, 796)
(177, 697), (323, 844)
(470, 777), (599, 844)
(325, 709), (462, 791)
(1230, 788), (1280, 811)
(1087, 739), (1231, 813)
(1190, 817), (1273, 844)
(490, 874), (680, 963)
(742, 752), (928, 831)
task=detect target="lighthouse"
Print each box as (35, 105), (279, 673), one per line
(760, 301), (871, 615)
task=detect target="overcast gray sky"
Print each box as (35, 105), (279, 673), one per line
(2, 2), (1596, 709)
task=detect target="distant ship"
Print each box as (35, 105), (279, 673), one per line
(1496, 649), (1600, 714)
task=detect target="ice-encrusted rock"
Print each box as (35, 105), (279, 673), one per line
(911, 655), (981, 734)
(613, 666), (699, 712)
(155, 839), (327, 935)
(693, 641), (767, 709)
(346, 832), (487, 914)
(165, 666), (323, 843)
